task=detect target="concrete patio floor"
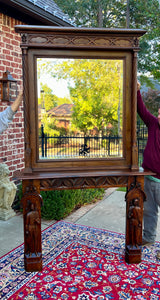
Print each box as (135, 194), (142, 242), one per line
(0, 188), (160, 257)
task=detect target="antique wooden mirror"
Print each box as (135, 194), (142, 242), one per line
(15, 26), (146, 174)
(15, 26), (151, 272)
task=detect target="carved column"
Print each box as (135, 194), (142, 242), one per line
(125, 175), (145, 263)
(22, 44), (32, 174)
(22, 180), (42, 272)
(131, 51), (139, 171)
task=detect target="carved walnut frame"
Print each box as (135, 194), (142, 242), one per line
(15, 26), (152, 272)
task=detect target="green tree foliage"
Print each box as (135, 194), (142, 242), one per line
(57, 96), (72, 105)
(37, 59), (73, 106)
(39, 84), (60, 136)
(54, 0), (160, 82)
(41, 113), (59, 136)
(129, 0), (160, 82)
(54, 59), (123, 134)
(39, 84), (58, 111)
(54, 0), (126, 28)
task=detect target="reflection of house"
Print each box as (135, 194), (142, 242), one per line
(48, 104), (74, 129)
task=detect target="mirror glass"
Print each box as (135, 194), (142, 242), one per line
(37, 58), (123, 160)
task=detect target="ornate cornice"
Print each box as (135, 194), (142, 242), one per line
(14, 26), (146, 50)
(19, 33), (140, 50)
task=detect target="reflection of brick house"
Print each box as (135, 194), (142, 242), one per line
(48, 104), (74, 129)
(0, 0), (73, 180)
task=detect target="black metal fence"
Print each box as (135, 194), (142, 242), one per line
(39, 123), (148, 166)
(137, 120), (148, 166)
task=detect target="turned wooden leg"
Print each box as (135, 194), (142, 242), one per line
(22, 180), (42, 272)
(125, 176), (146, 264)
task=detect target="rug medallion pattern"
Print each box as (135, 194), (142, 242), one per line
(0, 221), (160, 299)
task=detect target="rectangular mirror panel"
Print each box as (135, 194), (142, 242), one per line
(37, 58), (123, 160)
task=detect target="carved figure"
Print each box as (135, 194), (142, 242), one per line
(0, 163), (17, 210)
(128, 198), (141, 247)
(25, 203), (40, 256)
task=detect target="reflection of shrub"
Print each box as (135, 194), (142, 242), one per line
(58, 126), (69, 136)
(56, 136), (69, 145)
(41, 188), (105, 220)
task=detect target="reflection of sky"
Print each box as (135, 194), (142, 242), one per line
(37, 58), (123, 102)
(38, 58), (73, 98)
(38, 75), (70, 98)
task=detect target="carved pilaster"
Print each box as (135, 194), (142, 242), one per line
(22, 181), (42, 272)
(125, 176), (145, 263)
(131, 51), (139, 171)
(22, 47), (32, 174)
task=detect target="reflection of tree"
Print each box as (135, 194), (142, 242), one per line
(40, 113), (59, 136)
(117, 65), (123, 137)
(53, 59), (123, 135)
(39, 84), (58, 111)
(38, 83), (72, 136)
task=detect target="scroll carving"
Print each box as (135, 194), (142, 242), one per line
(21, 33), (28, 43)
(133, 37), (139, 47)
(40, 176), (128, 190)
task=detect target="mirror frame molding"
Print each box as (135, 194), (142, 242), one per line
(15, 26), (146, 174)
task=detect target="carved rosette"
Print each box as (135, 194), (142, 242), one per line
(21, 33), (28, 44)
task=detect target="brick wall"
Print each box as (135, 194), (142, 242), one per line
(0, 13), (25, 181)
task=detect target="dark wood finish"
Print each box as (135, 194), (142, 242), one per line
(14, 26), (149, 272)
(22, 182), (42, 272)
(20, 169), (153, 272)
(125, 175), (146, 263)
(15, 26), (146, 174)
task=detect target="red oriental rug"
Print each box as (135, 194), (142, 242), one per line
(1, 221), (160, 300)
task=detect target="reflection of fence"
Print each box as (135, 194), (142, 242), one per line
(39, 123), (148, 166)
(137, 121), (148, 167)
(39, 127), (123, 159)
